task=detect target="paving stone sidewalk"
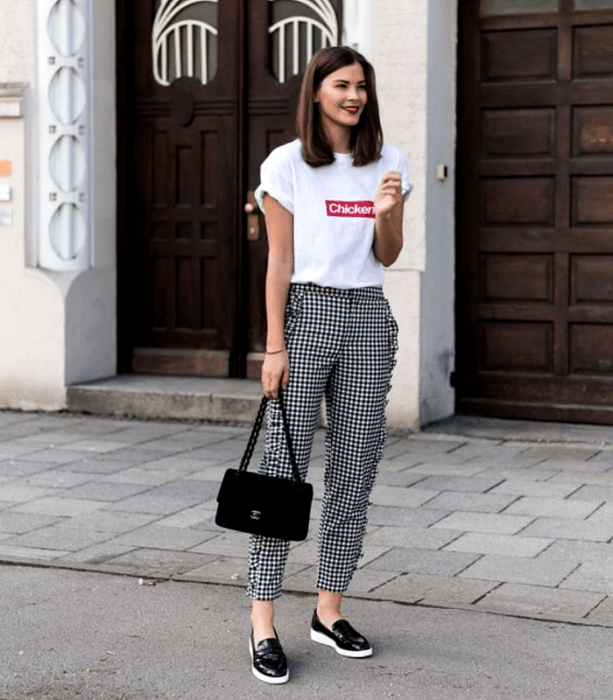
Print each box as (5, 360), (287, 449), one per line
(1, 410), (612, 628)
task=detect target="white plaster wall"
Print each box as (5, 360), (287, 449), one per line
(0, 0), (117, 410)
(373, 0), (428, 430)
(0, 0), (66, 410)
(419, 0), (457, 425)
(0, 0), (36, 84)
(343, 0), (373, 59)
(372, 0), (457, 429)
(0, 113), (65, 410)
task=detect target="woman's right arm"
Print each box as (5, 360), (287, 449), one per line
(261, 194), (294, 399)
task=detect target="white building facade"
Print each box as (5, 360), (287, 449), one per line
(11, 2), (608, 429)
(0, 0), (456, 430)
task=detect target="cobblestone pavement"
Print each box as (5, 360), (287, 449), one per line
(1, 410), (612, 627)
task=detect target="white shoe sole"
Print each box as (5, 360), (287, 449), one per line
(249, 637), (290, 684)
(310, 628), (373, 658)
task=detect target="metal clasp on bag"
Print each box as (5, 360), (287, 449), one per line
(250, 510), (261, 521)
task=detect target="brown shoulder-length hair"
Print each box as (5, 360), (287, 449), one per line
(297, 46), (383, 167)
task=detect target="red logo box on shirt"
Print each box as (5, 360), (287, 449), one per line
(325, 200), (375, 219)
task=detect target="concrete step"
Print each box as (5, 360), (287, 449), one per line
(66, 375), (264, 423)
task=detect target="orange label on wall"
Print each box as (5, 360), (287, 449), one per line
(0, 161), (11, 177)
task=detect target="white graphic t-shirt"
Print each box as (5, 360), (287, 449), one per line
(255, 139), (412, 289)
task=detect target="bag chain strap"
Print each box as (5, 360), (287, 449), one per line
(238, 387), (302, 483)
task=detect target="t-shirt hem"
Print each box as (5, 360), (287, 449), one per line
(291, 278), (384, 290)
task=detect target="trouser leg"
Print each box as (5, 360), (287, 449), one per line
(317, 292), (397, 593)
(247, 287), (335, 600)
(246, 381), (322, 601)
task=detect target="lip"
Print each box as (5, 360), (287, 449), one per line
(343, 107), (360, 114)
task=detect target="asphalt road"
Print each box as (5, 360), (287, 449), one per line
(1, 564), (611, 700)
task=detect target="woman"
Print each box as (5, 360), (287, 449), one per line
(248, 46), (412, 684)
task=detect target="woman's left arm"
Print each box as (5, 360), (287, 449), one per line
(373, 170), (404, 267)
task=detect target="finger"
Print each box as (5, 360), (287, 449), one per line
(382, 181), (402, 193)
(382, 172), (401, 184)
(379, 190), (400, 202)
(266, 377), (279, 399)
(381, 178), (401, 189)
(381, 185), (400, 195)
(380, 186), (402, 199)
(262, 374), (275, 399)
(385, 180), (402, 192)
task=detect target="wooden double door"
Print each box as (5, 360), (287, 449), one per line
(457, 0), (613, 424)
(117, 0), (341, 378)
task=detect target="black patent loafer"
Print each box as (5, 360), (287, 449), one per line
(249, 629), (289, 684)
(310, 610), (372, 658)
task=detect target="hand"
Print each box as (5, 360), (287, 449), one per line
(261, 350), (290, 399)
(374, 171), (403, 217)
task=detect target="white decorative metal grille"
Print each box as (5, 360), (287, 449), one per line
(36, 0), (92, 271)
(269, 0), (339, 83)
(152, 0), (219, 86)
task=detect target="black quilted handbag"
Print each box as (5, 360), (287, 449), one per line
(215, 388), (313, 541)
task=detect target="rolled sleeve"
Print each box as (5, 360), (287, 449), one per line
(398, 152), (413, 199)
(255, 150), (295, 214)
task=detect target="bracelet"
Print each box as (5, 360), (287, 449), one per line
(266, 348), (286, 355)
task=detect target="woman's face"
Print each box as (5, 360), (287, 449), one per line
(314, 62), (367, 136)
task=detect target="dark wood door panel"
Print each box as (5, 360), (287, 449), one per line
(457, 0), (613, 423)
(133, 0), (238, 100)
(574, 24), (613, 78)
(243, 0), (342, 379)
(482, 108), (556, 158)
(571, 254), (613, 302)
(119, 0), (242, 377)
(481, 178), (556, 226)
(481, 29), (558, 82)
(572, 176), (613, 224)
(480, 228), (613, 253)
(458, 397), (613, 425)
(479, 253), (554, 303)
(478, 321), (554, 373)
(119, 0), (342, 379)
(573, 106), (613, 156)
(245, 113), (299, 366)
(480, 8), (613, 30)
(133, 114), (238, 347)
(467, 374), (613, 405)
(243, 0), (305, 376)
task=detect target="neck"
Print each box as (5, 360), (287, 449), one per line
(323, 123), (352, 154)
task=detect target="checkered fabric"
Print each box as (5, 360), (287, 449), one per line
(247, 283), (398, 600)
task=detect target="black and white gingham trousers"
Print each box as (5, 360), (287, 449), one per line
(247, 283), (398, 600)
